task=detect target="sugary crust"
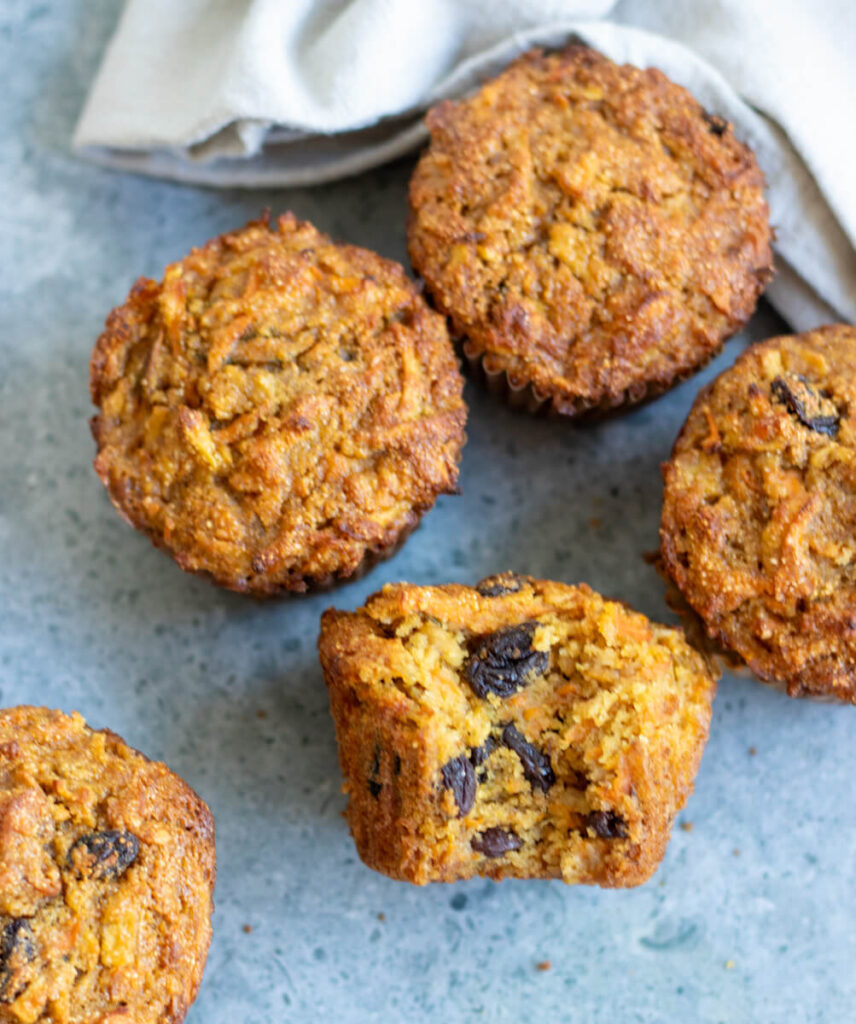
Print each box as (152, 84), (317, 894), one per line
(318, 576), (716, 885)
(408, 45), (773, 416)
(90, 214), (467, 595)
(660, 325), (856, 701)
(0, 707), (215, 1024)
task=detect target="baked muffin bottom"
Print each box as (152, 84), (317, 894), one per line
(661, 325), (856, 701)
(319, 574), (716, 885)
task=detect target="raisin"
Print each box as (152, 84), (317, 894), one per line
(471, 827), (523, 858)
(475, 573), (529, 597)
(469, 735), (498, 768)
(771, 374), (840, 437)
(702, 110), (728, 136)
(587, 810), (628, 839)
(0, 918), (35, 1003)
(501, 724), (555, 793)
(441, 755), (476, 817)
(464, 623), (548, 699)
(67, 830), (140, 880)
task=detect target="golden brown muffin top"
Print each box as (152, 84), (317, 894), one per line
(91, 214), (466, 595)
(408, 45), (773, 415)
(320, 574), (716, 885)
(661, 325), (856, 701)
(0, 707), (214, 1024)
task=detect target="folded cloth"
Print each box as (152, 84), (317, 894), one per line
(74, 0), (856, 332)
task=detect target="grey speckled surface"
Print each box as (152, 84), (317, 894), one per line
(2, 3), (854, 1022)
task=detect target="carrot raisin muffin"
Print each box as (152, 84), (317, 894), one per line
(90, 213), (466, 595)
(0, 706), (215, 1024)
(318, 573), (716, 885)
(408, 45), (773, 416)
(661, 325), (856, 702)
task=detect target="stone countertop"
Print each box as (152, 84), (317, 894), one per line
(2, 3), (852, 1021)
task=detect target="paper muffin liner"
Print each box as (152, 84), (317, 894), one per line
(131, 513), (421, 599)
(653, 551), (845, 703)
(462, 339), (553, 416)
(293, 520), (420, 596)
(460, 337), (726, 420)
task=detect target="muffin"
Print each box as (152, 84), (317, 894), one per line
(408, 44), (773, 416)
(0, 706), (215, 1023)
(661, 325), (856, 702)
(90, 213), (467, 595)
(318, 573), (716, 885)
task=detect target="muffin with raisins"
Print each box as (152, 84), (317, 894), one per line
(90, 213), (466, 595)
(408, 45), (773, 416)
(318, 573), (716, 885)
(0, 706), (215, 1023)
(661, 325), (856, 702)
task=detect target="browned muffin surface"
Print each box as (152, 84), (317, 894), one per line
(91, 214), (466, 595)
(318, 574), (716, 886)
(661, 325), (856, 701)
(0, 707), (215, 1024)
(408, 45), (773, 415)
